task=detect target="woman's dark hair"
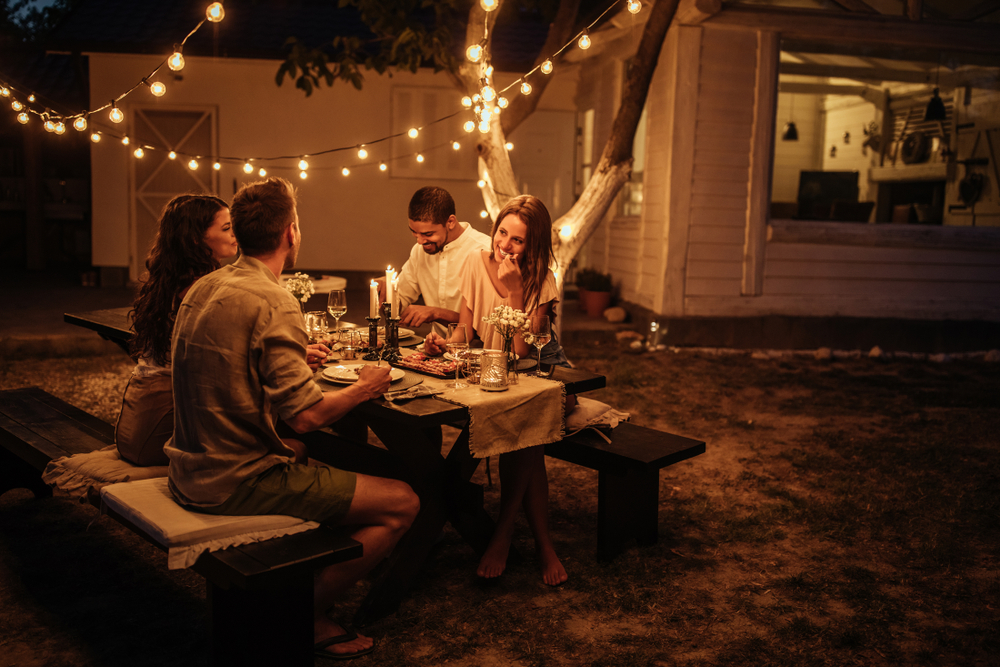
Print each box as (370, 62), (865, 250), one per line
(130, 194), (230, 365)
(490, 195), (554, 313)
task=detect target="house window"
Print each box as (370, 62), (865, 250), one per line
(576, 108), (595, 196)
(619, 104), (647, 217)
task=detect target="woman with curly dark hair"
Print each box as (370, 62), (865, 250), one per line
(116, 194), (236, 466)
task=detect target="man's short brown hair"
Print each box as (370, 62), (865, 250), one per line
(407, 186), (455, 226)
(231, 177), (297, 256)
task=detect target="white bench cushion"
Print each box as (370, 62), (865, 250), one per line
(42, 446), (167, 500)
(100, 477), (319, 569)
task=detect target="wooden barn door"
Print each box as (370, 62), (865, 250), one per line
(129, 107), (218, 280)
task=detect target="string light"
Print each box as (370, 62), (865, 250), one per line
(559, 224), (573, 239)
(11, 100), (22, 111)
(416, 153), (424, 163)
(452, 141), (461, 150)
(133, 147), (144, 158)
(407, 127), (419, 139)
(258, 167), (266, 177)
(168, 47), (185, 72)
(478, 120), (490, 133)
(520, 80), (532, 95)
(0, 86), (8, 96)
(17, 112), (28, 124)
(342, 166), (350, 176)
(243, 161), (253, 174)
(206, 2), (225, 22)
(505, 142), (513, 150)
(189, 158), (199, 170)
(109, 102), (124, 123)
(357, 146), (368, 159)
(299, 170), (307, 179)
(541, 60), (553, 75)
(73, 115), (87, 131)
(43, 117), (55, 132)
(477, 179), (486, 188)
(379, 162), (387, 171)
(497, 96), (508, 109)
(627, 0), (642, 14)
(121, 136), (130, 145)
(27, 93), (35, 102)
(480, 210), (489, 218)
(464, 120), (475, 133)
(461, 96), (472, 108)
(54, 121), (65, 134)
(482, 85), (496, 102)
(480, 0), (498, 11)
(298, 158), (309, 170)
(149, 81), (166, 97)
(466, 44), (483, 63)
(90, 132), (101, 142)
(578, 32), (592, 50)
(213, 161), (222, 170)
(168, 151), (177, 160)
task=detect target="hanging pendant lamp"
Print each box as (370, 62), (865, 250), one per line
(782, 93), (799, 141)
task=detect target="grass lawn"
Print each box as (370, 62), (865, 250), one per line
(1, 336), (997, 666)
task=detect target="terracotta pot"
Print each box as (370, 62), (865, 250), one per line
(578, 288), (611, 319)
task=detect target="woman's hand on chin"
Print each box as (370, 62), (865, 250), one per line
(423, 332), (446, 356)
(497, 253), (523, 295)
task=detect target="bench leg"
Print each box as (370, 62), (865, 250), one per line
(597, 467), (659, 561)
(0, 451), (52, 499)
(207, 572), (313, 667)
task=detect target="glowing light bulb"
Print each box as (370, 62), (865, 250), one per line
(122, 136), (130, 145)
(0, 87), (8, 97)
(480, 0), (498, 11)
(486, 65), (494, 76)
(578, 33), (591, 50)
(73, 116), (88, 131)
(90, 132), (101, 142)
(480, 210), (489, 218)
(342, 167), (350, 176)
(481, 108), (492, 122)
(474, 104), (482, 114)
(298, 159), (309, 171)
(559, 224), (573, 239)
(299, 170), (307, 179)
(627, 0), (642, 14)
(243, 162), (253, 174)
(505, 142), (513, 150)
(452, 141), (461, 150)
(477, 179), (486, 188)
(149, 81), (166, 97)
(258, 167), (266, 177)
(11, 100), (22, 111)
(206, 2), (225, 22)
(464, 120), (475, 133)
(482, 85), (495, 102)
(134, 147), (144, 158)
(44, 119), (55, 132)
(461, 96), (472, 108)
(109, 105), (124, 123)
(188, 159), (199, 170)
(466, 44), (483, 63)
(54, 122), (65, 134)
(213, 162), (221, 170)
(407, 127), (419, 139)
(357, 146), (368, 159)
(479, 120), (490, 133)
(520, 80), (532, 95)
(168, 50), (185, 72)
(27, 94), (35, 102)
(497, 96), (508, 109)
(416, 153), (424, 163)
(17, 112), (28, 124)
(541, 60), (553, 75)
(379, 162), (387, 171)
(168, 151), (177, 160)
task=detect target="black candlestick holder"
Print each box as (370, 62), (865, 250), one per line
(381, 314), (404, 365)
(362, 316), (381, 361)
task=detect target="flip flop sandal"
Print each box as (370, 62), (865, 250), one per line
(314, 629), (376, 661)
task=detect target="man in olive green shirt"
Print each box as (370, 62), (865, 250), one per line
(166, 177), (418, 660)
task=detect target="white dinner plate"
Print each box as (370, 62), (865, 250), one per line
(322, 364), (405, 384)
(374, 326), (415, 339)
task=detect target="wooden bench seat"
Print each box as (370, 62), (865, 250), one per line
(0, 386), (362, 667)
(546, 422), (706, 561)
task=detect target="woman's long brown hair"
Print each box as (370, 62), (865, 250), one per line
(489, 195), (554, 313)
(129, 195), (229, 365)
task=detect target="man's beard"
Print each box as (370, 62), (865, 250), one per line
(421, 241), (443, 255)
(283, 239), (300, 270)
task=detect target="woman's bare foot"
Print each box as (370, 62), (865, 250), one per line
(477, 537), (512, 579)
(539, 546), (568, 586)
(314, 619), (373, 658)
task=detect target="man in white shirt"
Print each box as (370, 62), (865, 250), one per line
(393, 186), (491, 337)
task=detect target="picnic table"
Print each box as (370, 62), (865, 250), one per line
(64, 307), (606, 626)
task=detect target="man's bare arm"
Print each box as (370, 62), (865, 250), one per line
(285, 366), (391, 433)
(399, 304), (460, 328)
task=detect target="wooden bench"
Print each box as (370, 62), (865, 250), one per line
(0, 386), (362, 667)
(546, 422), (706, 561)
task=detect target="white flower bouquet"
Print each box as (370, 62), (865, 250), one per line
(482, 305), (530, 383)
(285, 272), (315, 304)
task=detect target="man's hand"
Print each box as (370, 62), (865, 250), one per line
(400, 304), (437, 327)
(305, 343), (331, 370)
(355, 365), (392, 399)
(423, 331), (446, 356)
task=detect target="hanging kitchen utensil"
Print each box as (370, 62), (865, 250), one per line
(901, 131), (930, 164)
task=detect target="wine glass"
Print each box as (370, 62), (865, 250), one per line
(327, 289), (347, 341)
(446, 323), (469, 389)
(530, 316), (552, 377)
(304, 311), (329, 345)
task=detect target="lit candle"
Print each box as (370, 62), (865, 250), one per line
(369, 280), (378, 318)
(385, 266), (393, 307)
(391, 275), (400, 318)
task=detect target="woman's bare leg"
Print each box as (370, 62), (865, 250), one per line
(477, 447), (534, 578)
(520, 447), (568, 585)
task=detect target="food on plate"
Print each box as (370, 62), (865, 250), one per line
(394, 352), (458, 378)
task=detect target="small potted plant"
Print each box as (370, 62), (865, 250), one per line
(575, 267), (613, 319)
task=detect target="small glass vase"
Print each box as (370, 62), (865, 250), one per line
(501, 335), (519, 385)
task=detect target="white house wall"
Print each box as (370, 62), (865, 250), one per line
(87, 52), (575, 279)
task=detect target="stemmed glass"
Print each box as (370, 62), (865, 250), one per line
(530, 316), (552, 377)
(446, 323), (469, 389)
(327, 289), (347, 342)
(304, 311), (329, 345)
